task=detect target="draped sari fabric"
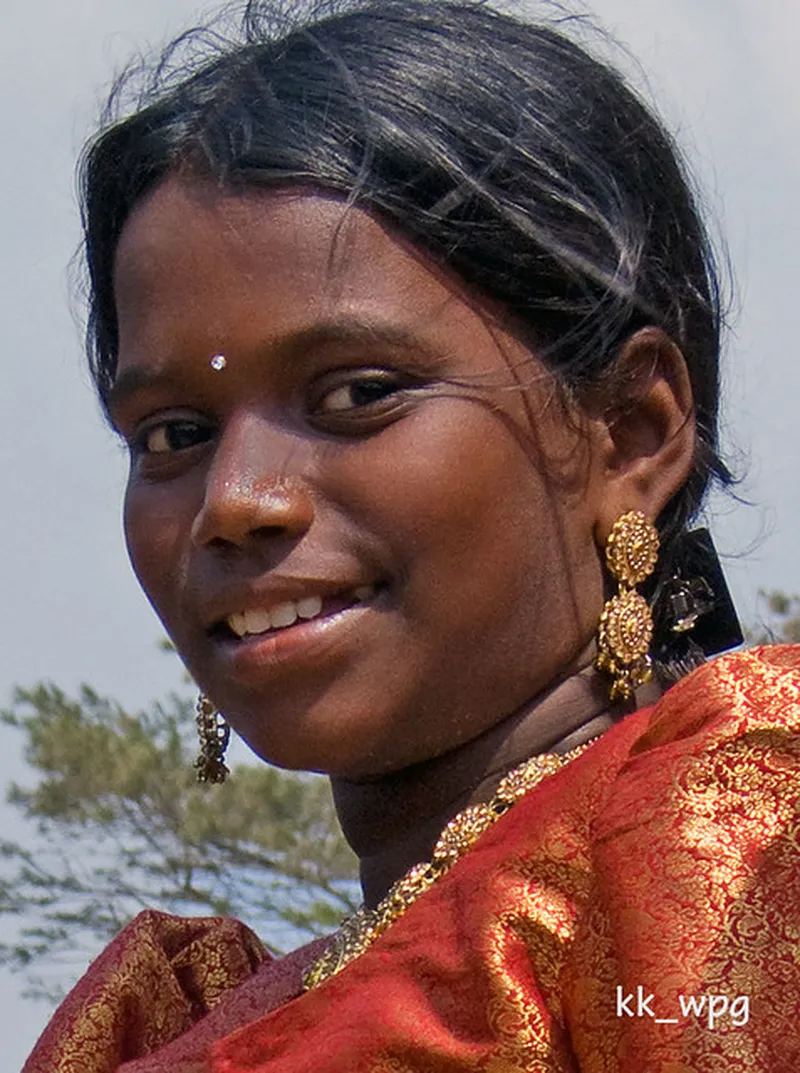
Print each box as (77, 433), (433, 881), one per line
(23, 647), (800, 1073)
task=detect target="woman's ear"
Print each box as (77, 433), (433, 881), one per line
(590, 326), (696, 543)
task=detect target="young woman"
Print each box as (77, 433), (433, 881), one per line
(25, 2), (799, 1070)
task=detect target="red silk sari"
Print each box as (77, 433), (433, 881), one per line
(24, 646), (800, 1072)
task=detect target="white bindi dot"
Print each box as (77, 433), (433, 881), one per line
(210, 354), (227, 371)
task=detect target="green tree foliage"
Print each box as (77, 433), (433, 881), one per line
(0, 681), (359, 1004)
(749, 590), (800, 644)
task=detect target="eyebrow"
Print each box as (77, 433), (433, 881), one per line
(107, 315), (448, 415)
(107, 366), (183, 415)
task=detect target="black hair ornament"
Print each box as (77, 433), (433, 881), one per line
(650, 528), (744, 686)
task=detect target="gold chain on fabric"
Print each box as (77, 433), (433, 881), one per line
(302, 740), (595, 991)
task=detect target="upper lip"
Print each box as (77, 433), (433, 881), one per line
(199, 577), (375, 632)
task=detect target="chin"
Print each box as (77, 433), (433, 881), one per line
(240, 725), (417, 780)
(233, 723), (375, 777)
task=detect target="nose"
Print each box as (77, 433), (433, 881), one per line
(190, 414), (316, 550)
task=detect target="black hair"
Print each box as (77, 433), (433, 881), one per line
(79, 0), (733, 667)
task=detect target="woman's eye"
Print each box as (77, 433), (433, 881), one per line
(133, 419), (212, 456)
(316, 375), (403, 415)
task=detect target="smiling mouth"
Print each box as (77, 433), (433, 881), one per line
(209, 582), (386, 642)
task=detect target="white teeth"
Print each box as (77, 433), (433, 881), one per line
(297, 595), (323, 619)
(244, 608), (272, 635)
(226, 598), (320, 637)
(270, 602), (298, 629)
(226, 584), (377, 638)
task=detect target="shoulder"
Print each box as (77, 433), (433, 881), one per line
(632, 643), (800, 755)
(565, 648), (800, 1071)
(22, 910), (268, 1073)
(593, 644), (800, 842)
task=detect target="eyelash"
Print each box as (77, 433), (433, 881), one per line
(129, 371), (411, 458)
(133, 420), (213, 457)
(312, 371), (408, 417)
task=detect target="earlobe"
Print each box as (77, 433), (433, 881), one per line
(593, 327), (696, 542)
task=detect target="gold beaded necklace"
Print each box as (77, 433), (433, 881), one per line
(303, 739), (595, 990)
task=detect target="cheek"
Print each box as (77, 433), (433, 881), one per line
(123, 482), (188, 625)
(335, 404), (586, 617)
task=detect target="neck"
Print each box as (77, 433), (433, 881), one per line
(331, 649), (656, 908)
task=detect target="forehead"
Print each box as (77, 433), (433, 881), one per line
(114, 178), (473, 339)
(110, 178), (555, 428)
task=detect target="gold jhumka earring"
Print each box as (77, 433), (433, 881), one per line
(594, 510), (659, 702)
(194, 694), (230, 784)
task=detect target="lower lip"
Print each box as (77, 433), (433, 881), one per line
(212, 602), (374, 685)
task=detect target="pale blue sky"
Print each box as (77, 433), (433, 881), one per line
(2, 0), (798, 1063)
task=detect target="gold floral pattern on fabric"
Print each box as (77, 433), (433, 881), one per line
(23, 647), (800, 1073)
(471, 778), (606, 1072)
(23, 912), (266, 1073)
(564, 647), (800, 1073)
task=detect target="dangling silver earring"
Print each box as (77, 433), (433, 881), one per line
(194, 694), (230, 784)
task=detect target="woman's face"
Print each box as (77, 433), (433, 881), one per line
(111, 179), (610, 776)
